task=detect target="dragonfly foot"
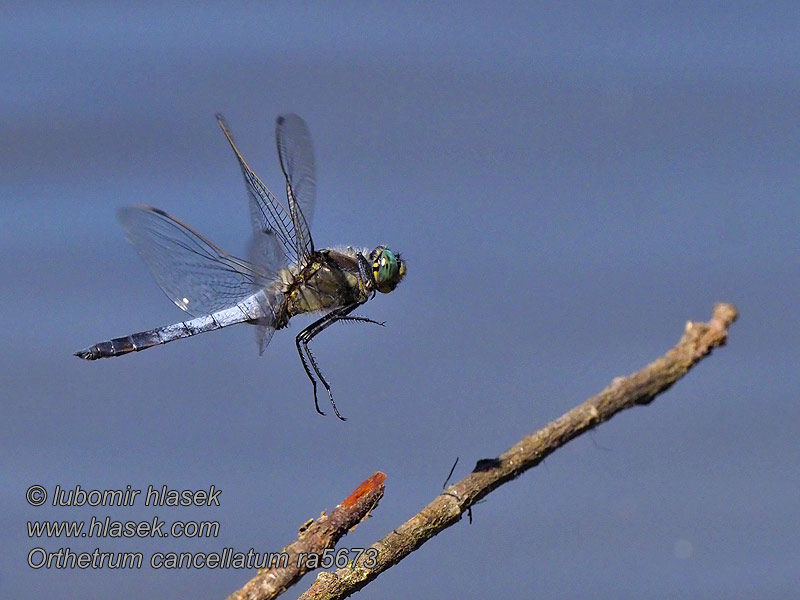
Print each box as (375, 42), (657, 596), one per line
(311, 382), (327, 417)
(327, 388), (347, 421)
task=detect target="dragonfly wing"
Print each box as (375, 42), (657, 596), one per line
(118, 206), (276, 317)
(216, 114), (299, 267)
(275, 114), (316, 263)
(254, 320), (276, 355)
(246, 227), (285, 276)
(247, 228), (283, 354)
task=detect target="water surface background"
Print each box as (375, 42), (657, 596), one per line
(2, 3), (799, 598)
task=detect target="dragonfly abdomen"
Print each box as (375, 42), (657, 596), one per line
(75, 304), (263, 360)
(75, 329), (170, 360)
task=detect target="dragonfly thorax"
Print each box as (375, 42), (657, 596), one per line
(284, 248), (369, 319)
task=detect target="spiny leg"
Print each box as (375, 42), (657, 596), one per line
(296, 313), (337, 416)
(295, 303), (362, 420)
(302, 304), (361, 420)
(295, 333), (325, 416)
(337, 315), (386, 327)
(303, 342), (342, 419)
(297, 317), (340, 419)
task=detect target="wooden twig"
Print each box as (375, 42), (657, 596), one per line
(297, 303), (739, 599)
(226, 472), (385, 600)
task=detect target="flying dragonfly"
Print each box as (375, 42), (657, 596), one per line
(75, 114), (406, 420)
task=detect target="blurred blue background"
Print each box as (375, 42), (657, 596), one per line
(3, 2), (799, 598)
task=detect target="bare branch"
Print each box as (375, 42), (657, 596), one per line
(298, 303), (739, 599)
(226, 472), (385, 600)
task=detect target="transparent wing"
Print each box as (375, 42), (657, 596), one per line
(216, 113), (302, 268)
(118, 206), (276, 317)
(246, 227), (284, 276)
(254, 320), (276, 356)
(245, 227), (283, 355)
(276, 113), (316, 262)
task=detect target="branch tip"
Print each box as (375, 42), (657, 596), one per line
(295, 303), (739, 600)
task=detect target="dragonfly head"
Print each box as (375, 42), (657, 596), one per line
(370, 246), (406, 293)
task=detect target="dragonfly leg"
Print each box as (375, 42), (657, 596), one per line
(295, 303), (362, 420)
(357, 252), (371, 282)
(337, 315), (386, 327)
(305, 344), (343, 420)
(294, 334), (325, 416)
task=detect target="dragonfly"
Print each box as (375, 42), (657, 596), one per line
(75, 113), (406, 420)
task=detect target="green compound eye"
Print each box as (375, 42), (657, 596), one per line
(371, 247), (406, 293)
